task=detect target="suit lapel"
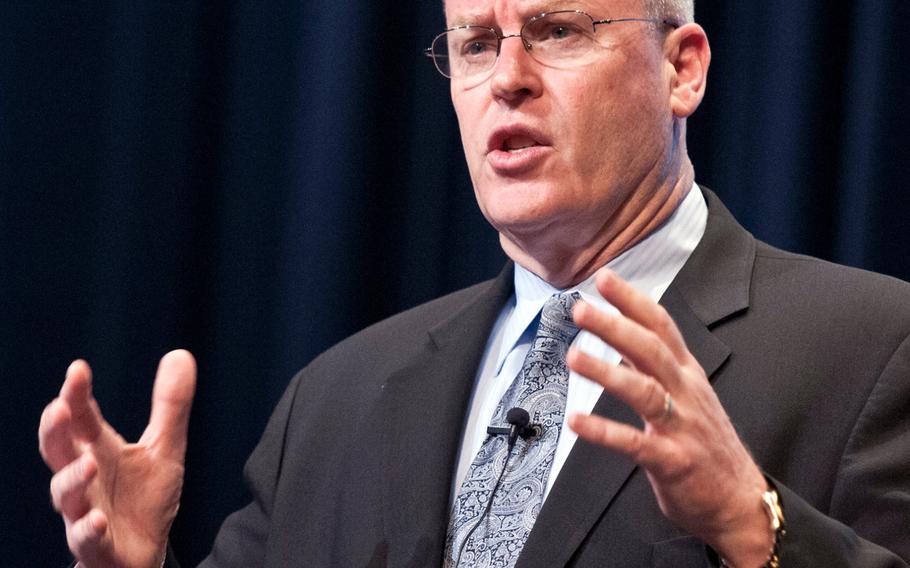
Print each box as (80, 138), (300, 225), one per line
(517, 188), (755, 567)
(381, 264), (514, 567)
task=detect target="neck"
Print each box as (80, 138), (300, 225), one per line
(501, 166), (695, 289)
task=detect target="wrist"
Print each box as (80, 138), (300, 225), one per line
(718, 480), (786, 568)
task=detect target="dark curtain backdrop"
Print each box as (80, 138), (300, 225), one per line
(3, 1), (908, 564)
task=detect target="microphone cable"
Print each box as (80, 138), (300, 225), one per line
(453, 407), (536, 567)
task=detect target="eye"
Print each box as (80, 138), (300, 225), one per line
(525, 16), (590, 46)
(549, 25), (574, 40)
(452, 29), (498, 59)
(464, 41), (493, 56)
(544, 22), (584, 41)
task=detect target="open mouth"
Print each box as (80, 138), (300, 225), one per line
(502, 135), (539, 152)
(485, 125), (551, 174)
(487, 125), (549, 156)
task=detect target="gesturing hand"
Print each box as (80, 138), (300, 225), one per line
(566, 270), (773, 567)
(38, 350), (196, 568)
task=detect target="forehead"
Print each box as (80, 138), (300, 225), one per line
(445, 0), (642, 25)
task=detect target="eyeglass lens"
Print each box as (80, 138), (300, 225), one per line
(431, 11), (599, 79)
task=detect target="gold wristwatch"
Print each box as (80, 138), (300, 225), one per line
(720, 483), (786, 568)
(760, 485), (785, 568)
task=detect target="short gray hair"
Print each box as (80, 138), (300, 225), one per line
(645, 0), (694, 24)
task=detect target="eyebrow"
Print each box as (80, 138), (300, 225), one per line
(448, 1), (590, 28)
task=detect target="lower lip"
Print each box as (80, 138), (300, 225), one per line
(486, 146), (551, 176)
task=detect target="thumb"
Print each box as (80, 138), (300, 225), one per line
(141, 349), (197, 461)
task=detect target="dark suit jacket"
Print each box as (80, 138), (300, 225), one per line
(195, 190), (910, 567)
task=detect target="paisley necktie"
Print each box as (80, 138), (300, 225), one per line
(446, 292), (581, 568)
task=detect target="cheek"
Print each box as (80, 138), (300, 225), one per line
(558, 80), (624, 177)
(577, 73), (663, 165)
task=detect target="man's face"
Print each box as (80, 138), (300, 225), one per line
(446, 0), (675, 249)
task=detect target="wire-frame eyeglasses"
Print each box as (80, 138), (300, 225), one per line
(425, 10), (678, 79)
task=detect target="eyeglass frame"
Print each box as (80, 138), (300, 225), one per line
(424, 10), (680, 79)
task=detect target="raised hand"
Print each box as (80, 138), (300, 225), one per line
(566, 270), (774, 567)
(39, 350), (196, 568)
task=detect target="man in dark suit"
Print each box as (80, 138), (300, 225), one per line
(39, 0), (910, 566)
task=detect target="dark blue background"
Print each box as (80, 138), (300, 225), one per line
(3, 1), (908, 564)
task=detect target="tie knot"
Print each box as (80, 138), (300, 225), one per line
(539, 292), (581, 345)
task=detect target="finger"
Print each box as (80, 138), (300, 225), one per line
(595, 269), (690, 361)
(567, 412), (673, 471)
(567, 347), (669, 423)
(67, 509), (109, 563)
(50, 453), (97, 520)
(573, 300), (682, 392)
(60, 360), (104, 443)
(141, 349), (197, 461)
(39, 398), (79, 472)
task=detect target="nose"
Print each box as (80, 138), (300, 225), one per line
(489, 34), (543, 103)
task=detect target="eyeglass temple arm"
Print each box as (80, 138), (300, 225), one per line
(592, 18), (680, 28)
(424, 47), (451, 60)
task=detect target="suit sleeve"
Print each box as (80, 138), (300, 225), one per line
(767, 332), (910, 567)
(196, 370), (305, 567)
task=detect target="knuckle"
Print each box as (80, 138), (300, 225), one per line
(627, 429), (645, 460)
(38, 406), (56, 452)
(69, 515), (98, 558)
(49, 487), (62, 512)
(49, 471), (67, 509)
(593, 356), (611, 382)
(663, 448), (693, 481)
(70, 535), (90, 560)
(597, 419), (612, 441)
(601, 313), (622, 338)
(39, 405), (51, 431)
(645, 332), (675, 371)
(654, 306), (674, 335)
(656, 348), (675, 375)
(571, 349), (590, 373)
(641, 330), (662, 359)
(51, 484), (72, 517)
(51, 459), (87, 514)
(65, 524), (83, 555)
(641, 377), (660, 410)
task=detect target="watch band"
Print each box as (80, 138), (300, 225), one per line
(720, 482), (786, 568)
(759, 485), (785, 568)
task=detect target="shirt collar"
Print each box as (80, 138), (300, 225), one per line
(494, 183), (707, 373)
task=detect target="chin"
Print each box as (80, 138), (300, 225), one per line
(485, 169), (575, 205)
(481, 200), (571, 240)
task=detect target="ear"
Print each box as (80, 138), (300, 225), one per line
(665, 24), (711, 118)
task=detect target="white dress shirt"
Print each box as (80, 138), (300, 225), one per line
(452, 184), (708, 503)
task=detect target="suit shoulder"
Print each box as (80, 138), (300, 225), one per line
(300, 276), (505, 379)
(752, 240), (910, 327)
